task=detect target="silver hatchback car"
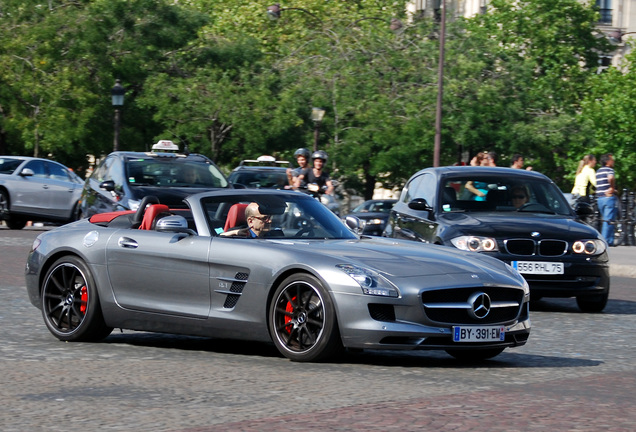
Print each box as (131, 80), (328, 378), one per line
(0, 156), (83, 229)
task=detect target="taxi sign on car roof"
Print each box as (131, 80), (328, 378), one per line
(152, 140), (180, 152)
(239, 155), (290, 166)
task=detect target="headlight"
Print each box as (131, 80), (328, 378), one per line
(366, 218), (384, 225)
(336, 264), (399, 297)
(572, 239), (606, 255)
(450, 236), (498, 252)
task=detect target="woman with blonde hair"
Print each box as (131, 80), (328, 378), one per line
(571, 154), (597, 200)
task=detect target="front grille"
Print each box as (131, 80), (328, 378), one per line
(504, 238), (568, 256)
(538, 240), (567, 256)
(505, 239), (535, 255)
(421, 287), (524, 325)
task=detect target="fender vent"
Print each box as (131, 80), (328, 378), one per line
(218, 272), (249, 309)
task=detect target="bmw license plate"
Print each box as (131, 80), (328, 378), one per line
(453, 326), (505, 342)
(512, 261), (564, 275)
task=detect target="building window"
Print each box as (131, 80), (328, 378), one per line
(596, 0), (612, 25)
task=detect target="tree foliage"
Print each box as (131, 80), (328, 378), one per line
(1, 0), (634, 196)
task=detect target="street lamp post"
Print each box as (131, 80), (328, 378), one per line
(433, 0), (446, 168)
(111, 79), (125, 152)
(311, 107), (326, 152)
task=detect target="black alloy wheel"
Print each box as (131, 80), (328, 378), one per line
(41, 256), (112, 342)
(269, 274), (342, 362)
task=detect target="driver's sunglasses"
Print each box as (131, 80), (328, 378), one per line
(512, 195), (527, 199)
(253, 215), (272, 222)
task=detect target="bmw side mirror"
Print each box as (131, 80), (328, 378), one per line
(574, 201), (594, 219)
(408, 198), (433, 212)
(99, 180), (116, 191)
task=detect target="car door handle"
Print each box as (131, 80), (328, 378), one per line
(118, 237), (138, 249)
(42, 185), (49, 189)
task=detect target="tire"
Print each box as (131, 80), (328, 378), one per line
(6, 217), (27, 230)
(0, 189), (9, 219)
(0, 190), (26, 229)
(445, 347), (505, 361)
(269, 273), (342, 362)
(41, 256), (113, 342)
(576, 292), (609, 313)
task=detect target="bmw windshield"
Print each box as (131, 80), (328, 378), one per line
(441, 176), (573, 216)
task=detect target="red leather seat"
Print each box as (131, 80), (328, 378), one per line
(139, 204), (170, 230)
(224, 203), (248, 232)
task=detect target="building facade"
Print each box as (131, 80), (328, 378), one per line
(407, 0), (636, 68)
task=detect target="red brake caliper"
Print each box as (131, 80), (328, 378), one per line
(284, 296), (296, 333)
(79, 286), (88, 314)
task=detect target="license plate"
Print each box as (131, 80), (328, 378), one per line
(512, 261), (564, 275)
(453, 326), (505, 342)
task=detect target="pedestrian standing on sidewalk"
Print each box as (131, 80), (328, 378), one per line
(571, 154), (597, 202)
(596, 153), (618, 246)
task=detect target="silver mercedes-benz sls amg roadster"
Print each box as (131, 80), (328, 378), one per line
(26, 189), (530, 362)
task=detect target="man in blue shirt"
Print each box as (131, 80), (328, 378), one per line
(596, 153), (617, 246)
(221, 202), (271, 238)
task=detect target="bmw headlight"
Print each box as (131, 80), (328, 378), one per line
(450, 236), (498, 252)
(572, 239), (606, 255)
(336, 264), (399, 297)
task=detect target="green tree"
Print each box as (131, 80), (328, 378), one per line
(0, 0), (209, 169)
(580, 49), (636, 190)
(459, 0), (608, 186)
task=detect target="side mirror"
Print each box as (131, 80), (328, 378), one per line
(99, 180), (116, 192)
(408, 198), (433, 212)
(19, 168), (34, 177)
(574, 201), (594, 218)
(345, 215), (365, 235)
(155, 215), (196, 235)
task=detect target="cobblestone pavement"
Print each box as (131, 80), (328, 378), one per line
(1, 227), (635, 431)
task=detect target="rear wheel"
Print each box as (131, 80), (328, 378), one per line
(269, 273), (342, 362)
(0, 190), (26, 229)
(41, 256), (112, 341)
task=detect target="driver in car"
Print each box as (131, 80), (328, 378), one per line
(221, 202), (271, 238)
(511, 185), (529, 209)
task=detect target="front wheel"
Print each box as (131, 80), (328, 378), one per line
(269, 273), (342, 362)
(41, 256), (113, 341)
(576, 292), (609, 313)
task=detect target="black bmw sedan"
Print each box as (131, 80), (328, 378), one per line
(384, 166), (609, 312)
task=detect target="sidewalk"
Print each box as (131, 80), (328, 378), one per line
(608, 246), (636, 278)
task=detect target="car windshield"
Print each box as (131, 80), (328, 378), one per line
(353, 201), (395, 213)
(0, 158), (23, 174)
(229, 170), (289, 189)
(440, 176), (572, 216)
(126, 158), (228, 188)
(200, 193), (357, 240)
